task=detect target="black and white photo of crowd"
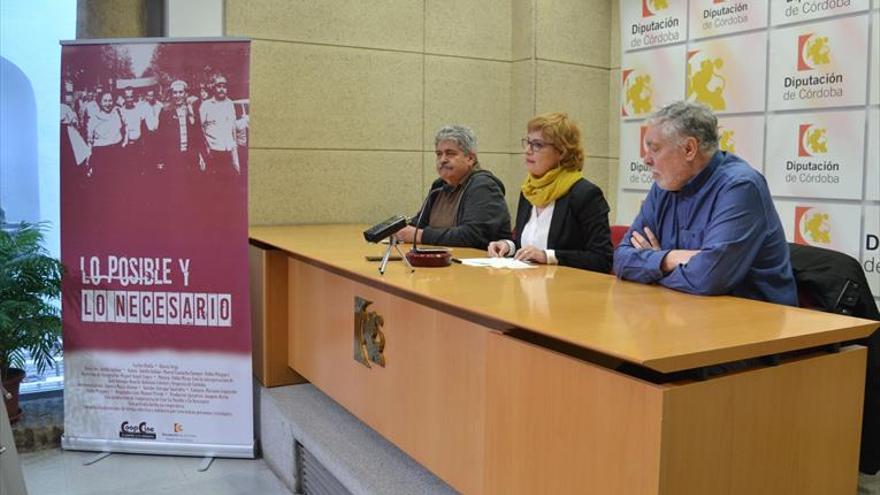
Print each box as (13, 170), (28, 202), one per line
(60, 42), (249, 180)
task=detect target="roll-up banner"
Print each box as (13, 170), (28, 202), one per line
(59, 38), (253, 458)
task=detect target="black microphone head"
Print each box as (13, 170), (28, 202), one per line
(363, 215), (407, 243)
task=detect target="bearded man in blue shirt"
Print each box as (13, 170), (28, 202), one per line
(614, 101), (798, 306)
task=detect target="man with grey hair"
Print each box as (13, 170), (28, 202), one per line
(395, 124), (511, 248)
(613, 101), (796, 306)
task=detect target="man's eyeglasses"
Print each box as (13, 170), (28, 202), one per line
(521, 138), (554, 152)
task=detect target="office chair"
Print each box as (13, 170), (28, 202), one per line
(789, 242), (880, 476)
(610, 225), (629, 249)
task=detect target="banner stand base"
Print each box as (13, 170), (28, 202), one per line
(198, 456), (215, 472)
(62, 435), (255, 459)
(83, 451), (112, 465)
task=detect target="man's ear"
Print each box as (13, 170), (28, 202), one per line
(683, 136), (699, 161)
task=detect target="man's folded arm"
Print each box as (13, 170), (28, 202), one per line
(658, 181), (767, 295)
(613, 208), (669, 283)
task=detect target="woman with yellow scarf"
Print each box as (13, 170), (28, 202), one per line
(487, 112), (613, 272)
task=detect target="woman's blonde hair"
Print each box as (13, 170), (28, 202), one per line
(527, 112), (584, 171)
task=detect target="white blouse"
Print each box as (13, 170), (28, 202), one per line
(505, 201), (558, 264)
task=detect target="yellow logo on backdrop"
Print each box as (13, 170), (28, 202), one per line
(798, 124), (830, 157)
(642, 0), (669, 17)
(806, 37), (831, 66)
(806, 128), (828, 154)
(804, 213), (831, 244)
(625, 74), (654, 115)
(798, 34), (832, 71)
(796, 206), (832, 246)
(687, 51), (727, 111)
(719, 128), (735, 153)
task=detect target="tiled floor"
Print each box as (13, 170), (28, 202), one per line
(19, 448), (292, 495)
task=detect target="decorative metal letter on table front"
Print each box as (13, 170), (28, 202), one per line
(354, 297), (386, 368)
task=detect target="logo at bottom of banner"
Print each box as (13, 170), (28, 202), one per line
(354, 296), (385, 368)
(119, 420), (157, 440)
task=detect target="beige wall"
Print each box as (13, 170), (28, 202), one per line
(166, 0), (223, 37)
(76, 0), (619, 225)
(514, 0), (620, 223)
(226, 0), (617, 226)
(608, 0), (621, 222)
(77, 0), (148, 39)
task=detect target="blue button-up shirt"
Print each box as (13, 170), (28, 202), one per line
(613, 151), (798, 306)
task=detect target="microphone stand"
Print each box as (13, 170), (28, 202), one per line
(411, 186), (445, 254)
(379, 235), (413, 275)
(407, 186), (452, 267)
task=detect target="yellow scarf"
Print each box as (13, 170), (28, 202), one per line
(521, 167), (581, 207)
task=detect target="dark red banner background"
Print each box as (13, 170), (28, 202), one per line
(60, 41), (251, 354)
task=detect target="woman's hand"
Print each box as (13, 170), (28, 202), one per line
(514, 245), (547, 264)
(487, 241), (510, 258)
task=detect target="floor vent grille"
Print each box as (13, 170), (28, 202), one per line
(296, 441), (353, 495)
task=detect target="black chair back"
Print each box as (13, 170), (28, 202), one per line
(789, 242), (879, 474)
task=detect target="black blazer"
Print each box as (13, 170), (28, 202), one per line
(513, 178), (613, 273)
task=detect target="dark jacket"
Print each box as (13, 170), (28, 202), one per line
(156, 104), (205, 169)
(789, 243), (879, 474)
(414, 169), (512, 249)
(513, 178), (613, 273)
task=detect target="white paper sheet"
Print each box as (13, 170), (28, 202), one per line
(459, 258), (537, 269)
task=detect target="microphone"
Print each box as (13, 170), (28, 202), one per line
(407, 185), (452, 267)
(411, 185), (446, 253)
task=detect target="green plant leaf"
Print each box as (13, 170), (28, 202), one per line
(0, 221), (64, 379)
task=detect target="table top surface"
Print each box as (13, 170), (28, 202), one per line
(250, 224), (878, 373)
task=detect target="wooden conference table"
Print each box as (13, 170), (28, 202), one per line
(249, 224), (878, 495)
